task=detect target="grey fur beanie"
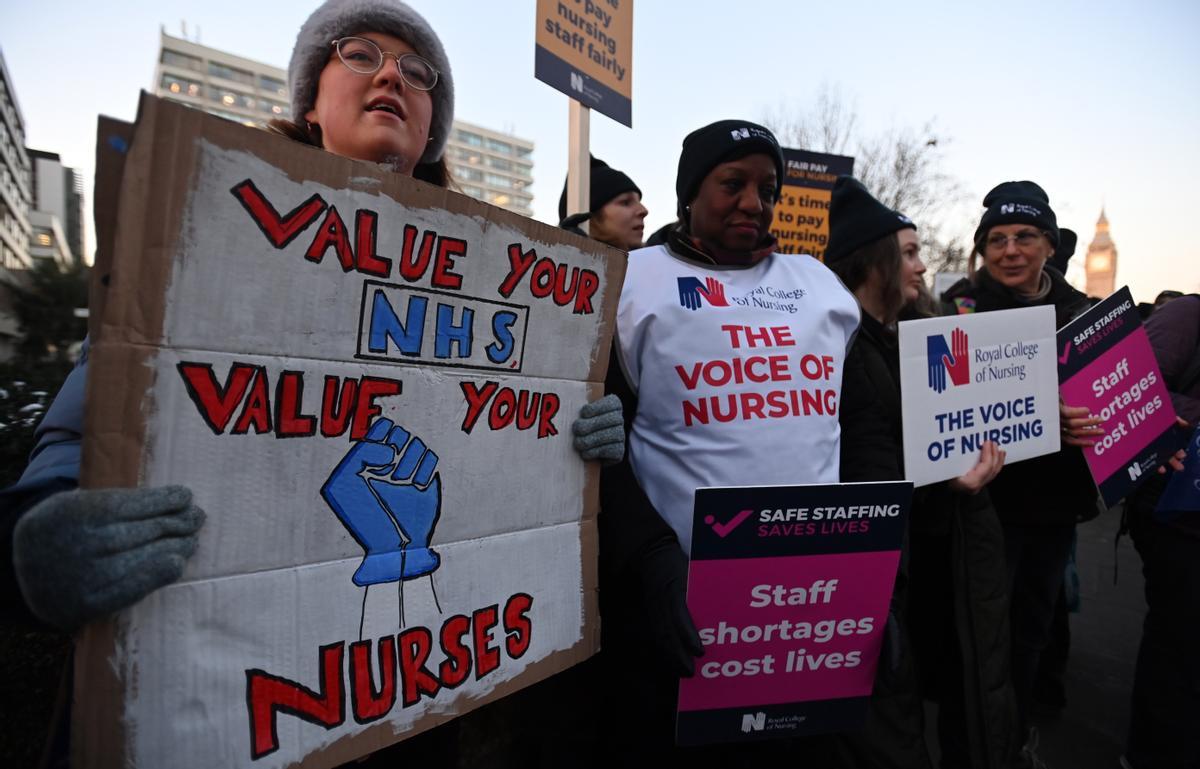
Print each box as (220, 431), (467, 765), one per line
(289, 0), (454, 165)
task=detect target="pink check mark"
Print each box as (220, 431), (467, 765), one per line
(1058, 341), (1072, 365)
(704, 509), (754, 538)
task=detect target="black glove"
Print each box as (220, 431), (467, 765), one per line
(13, 486), (205, 631)
(637, 538), (704, 677)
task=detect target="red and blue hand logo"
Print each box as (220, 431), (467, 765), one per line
(678, 276), (730, 311)
(926, 328), (970, 393)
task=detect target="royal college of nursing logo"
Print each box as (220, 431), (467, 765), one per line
(678, 276), (730, 311)
(926, 328), (970, 393)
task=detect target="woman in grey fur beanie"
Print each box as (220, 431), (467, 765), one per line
(272, 0), (454, 186)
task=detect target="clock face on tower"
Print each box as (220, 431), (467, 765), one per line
(1090, 253), (1111, 272)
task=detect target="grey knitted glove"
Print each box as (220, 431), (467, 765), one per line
(572, 394), (625, 465)
(13, 485), (205, 631)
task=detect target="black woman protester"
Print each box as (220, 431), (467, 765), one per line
(597, 121), (859, 766)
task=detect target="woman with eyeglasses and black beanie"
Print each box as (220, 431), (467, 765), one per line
(829, 176), (1016, 769)
(940, 181), (1102, 767)
(596, 120), (859, 765)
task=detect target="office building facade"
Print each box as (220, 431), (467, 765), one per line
(28, 149), (84, 265)
(0, 50), (32, 272)
(0, 49), (32, 358)
(154, 29), (291, 128)
(444, 121), (534, 217)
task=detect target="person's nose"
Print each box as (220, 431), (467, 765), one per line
(372, 55), (406, 92)
(1002, 237), (1020, 257)
(737, 188), (764, 216)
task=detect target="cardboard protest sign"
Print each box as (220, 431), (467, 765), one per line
(677, 481), (910, 745)
(770, 148), (854, 260)
(534, 0), (634, 126)
(75, 94), (623, 769)
(898, 307), (1060, 487)
(1157, 425), (1200, 518)
(1057, 287), (1185, 507)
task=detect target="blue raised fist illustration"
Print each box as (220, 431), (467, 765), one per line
(321, 418), (442, 586)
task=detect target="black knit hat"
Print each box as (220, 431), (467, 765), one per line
(675, 120), (784, 219)
(973, 181), (1059, 250)
(824, 176), (916, 265)
(557, 155), (641, 223)
(1047, 228), (1077, 274)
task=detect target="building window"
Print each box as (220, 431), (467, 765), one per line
(210, 88), (256, 111)
(485, 138), (512, 155)
(161, 73), (202, 98)
(261, 100), (289, 117)
(208, 62), (255, 86)
(259, 75), (287, 97)
(162, 49), (204, 72)
(456, 130), (482, 147)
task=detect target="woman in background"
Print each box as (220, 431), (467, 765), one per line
(558, 155), (648, 251)
(828, 176), (1014, 769)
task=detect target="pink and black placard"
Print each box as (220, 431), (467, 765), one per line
(1057, 287), (1186, 507)
(677, 481), (910, 746)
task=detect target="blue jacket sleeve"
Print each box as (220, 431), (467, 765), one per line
(1, 341), (87, 624)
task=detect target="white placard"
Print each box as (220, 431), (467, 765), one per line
(898, 306), (1061, 487)
(77, 96), (620, 769)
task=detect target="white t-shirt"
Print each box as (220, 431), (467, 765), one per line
(616, 244), (860, 550)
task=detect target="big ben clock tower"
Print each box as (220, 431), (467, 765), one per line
(1085, 208), (1117, 298)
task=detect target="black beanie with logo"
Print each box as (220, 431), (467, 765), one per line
(973, 181), (1059, 250)
(675, 120), (784, 219)
(824, 176), (916, 266)
(557, 155), (641, 223)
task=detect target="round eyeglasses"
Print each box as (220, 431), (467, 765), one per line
(332, 37), (439, 91)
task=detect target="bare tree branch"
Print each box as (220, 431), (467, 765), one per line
(763, 85), (971, 275)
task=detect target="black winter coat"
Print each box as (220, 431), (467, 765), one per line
(941, 267), (1098, 526)
(840, 312), (1019, 769)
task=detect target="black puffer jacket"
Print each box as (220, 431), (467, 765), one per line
(840, 312), (1018, 769)
(941, 267), (1098, 526)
